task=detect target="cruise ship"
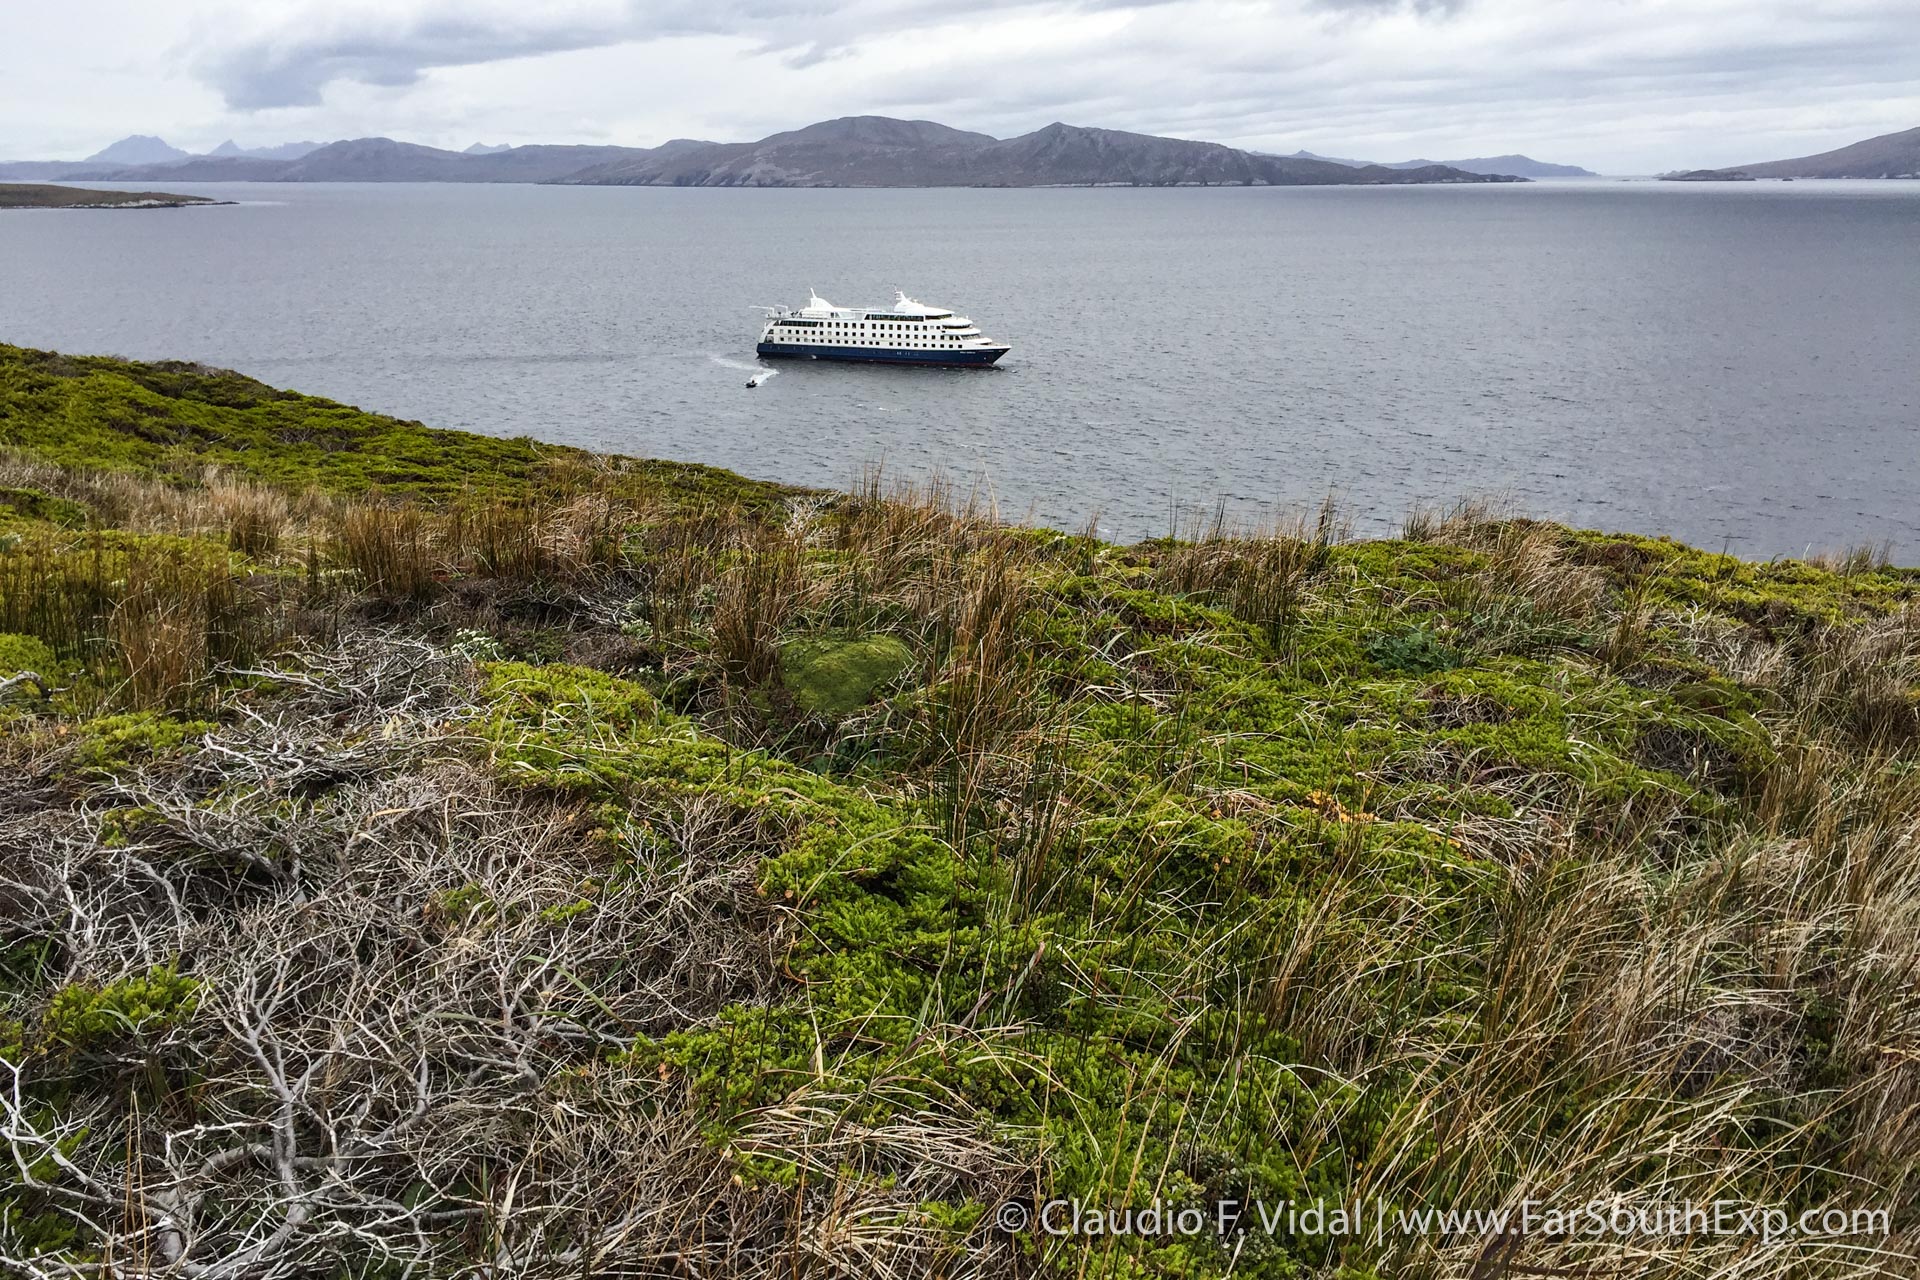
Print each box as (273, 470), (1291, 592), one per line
(755, 292), (1010, 366)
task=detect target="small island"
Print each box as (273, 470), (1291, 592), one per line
(0, 181), (229, 209)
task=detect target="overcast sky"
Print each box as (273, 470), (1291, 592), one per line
(5, 1), (1916, 172)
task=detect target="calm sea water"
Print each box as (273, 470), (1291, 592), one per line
(3, 180), (1916, 555)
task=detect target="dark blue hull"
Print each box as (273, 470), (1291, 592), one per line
(755, 342), (1008, 367)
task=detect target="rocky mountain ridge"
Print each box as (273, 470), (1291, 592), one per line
(557, 117), (1521, 187)
(2, 119), (1521, 188)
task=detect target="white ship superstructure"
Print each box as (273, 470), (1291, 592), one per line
(756, 292), (1010, 366)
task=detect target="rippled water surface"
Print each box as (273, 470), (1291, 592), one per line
(3, 179), (1916, 553)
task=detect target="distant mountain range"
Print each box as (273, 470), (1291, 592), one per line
(2, 135), (326, 181)
(0, 137), (685, 185)
(0, 119), (1524, 188)
(1279, 149), (1597, 177)
(1665, 126), (1920, 180)
(83, 135), (188, 166)
(16, 123), (1919, 188)
(558, 117), (1527, 187)
(1391, 154), (1597, 178)
(208, 139), (327, 161)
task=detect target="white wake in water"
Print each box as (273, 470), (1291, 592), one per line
(709, 354), (776, 381)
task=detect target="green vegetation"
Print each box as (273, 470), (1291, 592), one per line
(0, 346), (1914, 1278)
(779, 631), (916, 714)
(0, 342), (792, 506)
(0, 632), (56, 677)
(39, 967), (199, 1055)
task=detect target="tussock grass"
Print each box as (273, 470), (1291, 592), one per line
(713, 526), (804, 683)
(1153, 497), (1343, 651)
(332, 501), (438, 601)
(0, 351), (1915, 1279)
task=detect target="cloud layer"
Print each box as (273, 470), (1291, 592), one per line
(194, 1), (1177, 109)
(5, 1), (1917, 172)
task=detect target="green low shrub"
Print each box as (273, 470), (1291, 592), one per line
(41, 966), (198, 1054)
(1365, 624), (1462, 674)
(0, 631), (57, 676)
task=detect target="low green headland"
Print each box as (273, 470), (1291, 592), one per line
(0, 342), (1914, 1277)
(0, 183), (230, 210)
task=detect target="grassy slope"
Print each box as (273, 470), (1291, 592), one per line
(0, 345), (1915, 1278)
(0, 342), (796, 510)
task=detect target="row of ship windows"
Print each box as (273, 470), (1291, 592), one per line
(771, 335), (973, 345)
(775, 321), (975, 333)
(771, 336), (975, 344)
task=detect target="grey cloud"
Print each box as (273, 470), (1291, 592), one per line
(841, 0), (1920, 171)
(202, 6), (709, 109)
(169, 0), (1920, 174)
(197, 0), (1175, 110)
(1310, 0), (1467, 14)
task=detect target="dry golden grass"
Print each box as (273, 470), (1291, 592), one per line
(1153, 497), (1344, 650)
(1, 444), (1914, 1278)
(332, 502), (437, 601)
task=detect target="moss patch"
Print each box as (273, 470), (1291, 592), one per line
(780, 633), (915, 715)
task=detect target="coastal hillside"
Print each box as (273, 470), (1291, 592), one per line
(1283, 151), (1599, 177)
(0, 344), (1914, 1277)
(7, 117), (1518, 189)
(558, 116), (1517, 187)
(1382, 153), (1598, 178)
(278, 138), (660, 183)
(1684, 125), (1920, 179)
